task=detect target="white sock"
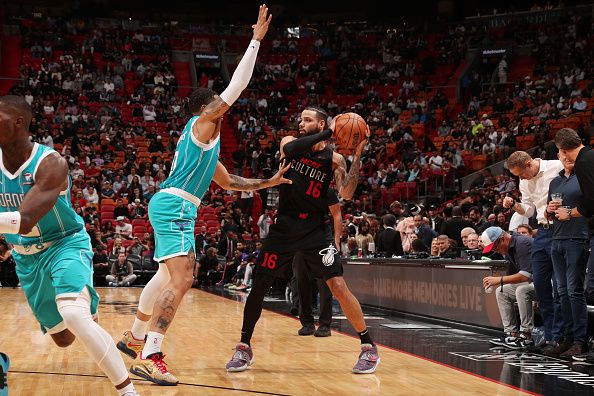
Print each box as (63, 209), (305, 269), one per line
(117, 383), (136, 396)
(142, 331), (165, 357)
(131, 317), (148, 340)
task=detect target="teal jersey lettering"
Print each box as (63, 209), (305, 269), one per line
(161, 116), (220, 201)
(0, 143), (84, 245)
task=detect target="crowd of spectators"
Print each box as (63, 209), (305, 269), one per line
(0, 10), (591, 294)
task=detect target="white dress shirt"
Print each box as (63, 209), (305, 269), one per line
(518, 159), (563, 224)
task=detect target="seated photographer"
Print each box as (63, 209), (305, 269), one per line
(92, 245), (110, 286)
(194, 247), (221, 287)
(106, 252), (138, 287)
(481, 226), (536, 350)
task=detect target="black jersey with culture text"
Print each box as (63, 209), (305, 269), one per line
(278, 146), (334, 217)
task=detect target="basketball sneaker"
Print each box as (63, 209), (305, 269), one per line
(117, 330), (146, 359)
(352, 344), (380, 374)
(0, 352), (9, 395)
(226, 343), (254, 372)
(505, 332), (534, 350)
(489, 332), (516, 347)
(130, 352), (178, 386)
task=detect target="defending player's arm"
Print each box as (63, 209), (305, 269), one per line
(191, 5), (271, 144)
(0, 154), (68, 235)
(213, 161), (292, 191)
(332, 139), (368, 201)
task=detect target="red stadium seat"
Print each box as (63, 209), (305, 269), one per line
(131, 219), (146, 227)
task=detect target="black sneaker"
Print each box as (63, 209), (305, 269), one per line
(505, 332), (534, 350)
(544, 339), (573, 357)
(314, 326), (331, 337)
(560, 344), (586, 360)
(489, 333), (516, 347)
(298, 324), (315, 336)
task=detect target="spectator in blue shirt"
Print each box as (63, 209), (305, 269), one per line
(544, 150), (589, 357)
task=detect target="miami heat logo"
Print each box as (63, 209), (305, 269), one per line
(319, 245), (338, 266)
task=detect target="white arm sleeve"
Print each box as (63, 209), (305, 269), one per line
(219, 40), (260, 106)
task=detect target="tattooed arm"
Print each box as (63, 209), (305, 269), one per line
(213, 161), (292, 192)
(332, 139), (368, 201)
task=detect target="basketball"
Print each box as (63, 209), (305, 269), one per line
(332, 112), (369, 152)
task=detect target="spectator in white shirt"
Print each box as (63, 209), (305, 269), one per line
(143, 105), (156, 121)
(481, 113), (493, 127)
(103, 78), (115, 93)
(41, 132), (54, 148)
(115, 216), (133, 239)
(503, 150), (564, 347)
(257, 208), (272, 239)
(482, 138), (496, 155)
(83, 186), (99, 205)
(70, 162), (85, 179)
(429, 153), (443, 170)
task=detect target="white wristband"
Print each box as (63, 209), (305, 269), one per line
(219, 40), (260, 106)
(0, 211), (21, 234)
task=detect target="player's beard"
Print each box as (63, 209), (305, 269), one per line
(300, 125), (322, 137)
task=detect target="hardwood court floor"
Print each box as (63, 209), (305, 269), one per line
(0, 287), (530, 395)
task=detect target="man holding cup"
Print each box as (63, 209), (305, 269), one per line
(482, 226), (535, 349)
(543, 151), (589, 358)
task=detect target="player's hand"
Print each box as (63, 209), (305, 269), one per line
(252, 4), (272, 42)
(268, 163), (292, 187)
(354, 138), (368, 157)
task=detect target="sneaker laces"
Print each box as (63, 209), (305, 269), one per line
(149, 353), (170, 374)
(232, 346), (249, 362)
(360, 346), (378, 362)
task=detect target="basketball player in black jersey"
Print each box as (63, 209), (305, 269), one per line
(226, 106), (380, 374)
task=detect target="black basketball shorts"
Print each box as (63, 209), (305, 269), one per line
(254, 215), (343, 281)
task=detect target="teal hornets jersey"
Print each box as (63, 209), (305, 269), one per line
(0, 143), (84, 246)
(160, 116), (221, 201)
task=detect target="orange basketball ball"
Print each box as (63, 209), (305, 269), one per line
(332, 112), (369, 151)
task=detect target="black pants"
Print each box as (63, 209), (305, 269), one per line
(291, 253), (332, 327)
(0, 258), (18, 287)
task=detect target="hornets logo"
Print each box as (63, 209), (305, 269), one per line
(319, 245), (338, 266)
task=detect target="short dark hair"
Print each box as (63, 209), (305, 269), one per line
(554, 128), (582, 150)
(185, 88), (217, 116)
(0, 95), (33, 129)
(304, 106), (329, 124)
(382, 214), (396, 227)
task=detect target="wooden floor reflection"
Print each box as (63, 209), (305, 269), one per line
(0, 287), (528, 395)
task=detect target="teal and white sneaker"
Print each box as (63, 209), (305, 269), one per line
(0, 352), (9, 396)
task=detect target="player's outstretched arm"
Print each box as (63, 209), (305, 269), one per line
(192, 4), (271, 144)
(0, 154), (68, 235)
(333, 138), (368, 201)
(213, 161), (291, 192)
